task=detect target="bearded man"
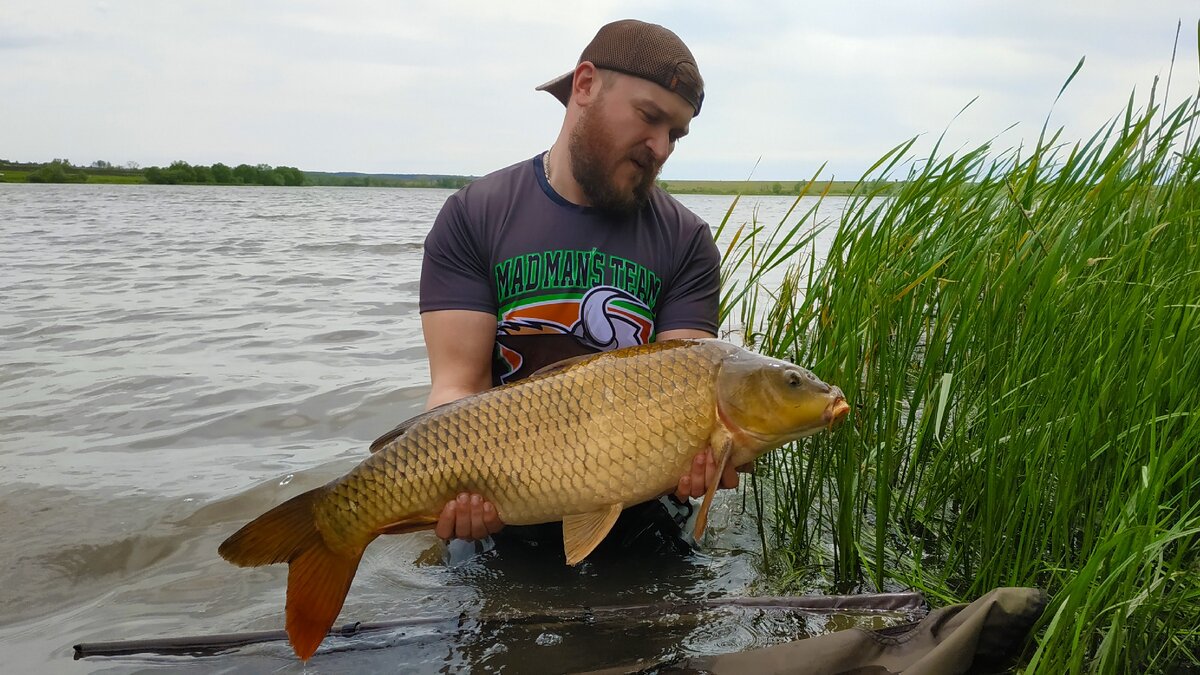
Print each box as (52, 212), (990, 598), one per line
(418, 19), (737, 556)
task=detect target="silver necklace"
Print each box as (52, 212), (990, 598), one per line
(544, 147), (552, 182)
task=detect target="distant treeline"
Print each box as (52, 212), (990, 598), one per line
(1, 158), (876, 195)
(144, 161), (306, 186)
(305, 171), (474, 189)
(1, 159), (470, 188)
(0, 159), (306, 186)
(2, 159), (93, 183)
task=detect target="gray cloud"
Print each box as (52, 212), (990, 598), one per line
(1, 1), (1195, 178)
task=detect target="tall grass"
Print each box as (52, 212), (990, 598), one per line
(721, 56), (1200, 672)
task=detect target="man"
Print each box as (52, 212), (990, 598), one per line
(419, 19), (737, 553)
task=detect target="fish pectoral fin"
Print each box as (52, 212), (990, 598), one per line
(375, 515), (439, 536)
(562, 504), (623, 566)
(693, 442), (733, 541)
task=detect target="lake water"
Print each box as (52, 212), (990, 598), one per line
(0, 184), (899, 673)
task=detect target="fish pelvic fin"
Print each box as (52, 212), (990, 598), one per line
(562, 503), (623, 565)
(218, 486), (369, 661)
(376, 514), (439, 535)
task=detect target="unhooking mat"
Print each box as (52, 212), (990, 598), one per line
(585, 587), (1048, 675)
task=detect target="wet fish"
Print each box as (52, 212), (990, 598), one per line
(218, 339), (850, 660)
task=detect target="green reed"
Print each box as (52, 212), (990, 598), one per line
(719, 55), (1200, 672)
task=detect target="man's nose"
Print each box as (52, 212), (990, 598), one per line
(646, 130), (672, 163)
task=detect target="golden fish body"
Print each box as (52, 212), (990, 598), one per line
(219, 339), (849, 660)
(321, 339), (725, 545)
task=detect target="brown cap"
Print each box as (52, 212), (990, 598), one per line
(535, 19), (704, 116)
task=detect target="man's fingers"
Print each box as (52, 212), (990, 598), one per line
(704, 450), (718, 491)
(721, 458), (740, 489)
(438, 493), (502, 542)
(686, 453), (707, 498)
(483, 501), (504, 534)
(693, 453), (708, 497)
(454, 493), (471, 540)
(678, 449), (746, 500)
(469, 494), (486, 539)
(435, 500), (456, 541)
(675, 473), (691, 501)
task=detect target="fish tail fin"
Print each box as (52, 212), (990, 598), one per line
(284, 536), (365, 660)
(218, 486), (370, 661)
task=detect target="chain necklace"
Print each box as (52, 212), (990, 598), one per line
(544, 146), (553, 183)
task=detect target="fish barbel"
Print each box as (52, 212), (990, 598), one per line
(218, 339), (850, 659)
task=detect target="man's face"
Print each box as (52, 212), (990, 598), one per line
(568, 71), (693, 216)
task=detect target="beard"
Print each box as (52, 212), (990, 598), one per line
(568, 102), (660, 217)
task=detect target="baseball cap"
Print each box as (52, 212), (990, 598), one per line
(535, 19), (704, 116)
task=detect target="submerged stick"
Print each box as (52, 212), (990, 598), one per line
(73, 592), (926, 659)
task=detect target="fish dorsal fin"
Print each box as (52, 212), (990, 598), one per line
(562, 504), (623, 565)
(693, 440), (733, 541)
(531, 353), (596, 378)
(368, 403), (450, 453)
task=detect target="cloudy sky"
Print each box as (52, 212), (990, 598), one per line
(2, 2), (1196, 180)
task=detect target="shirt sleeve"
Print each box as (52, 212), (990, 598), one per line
(653, 222), (721, 336)
(419, 193), (496, 315)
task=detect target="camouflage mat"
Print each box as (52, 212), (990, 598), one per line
(583, 587), (1048, 675)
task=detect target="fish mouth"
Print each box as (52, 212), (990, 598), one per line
(823, 388), (850, 429)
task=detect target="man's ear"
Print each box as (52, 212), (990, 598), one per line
(571, 62), (603, 106)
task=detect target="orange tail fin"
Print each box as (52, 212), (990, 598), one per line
(218, 487), (370, 661)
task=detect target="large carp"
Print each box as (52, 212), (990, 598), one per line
(219, 339), (850, 660)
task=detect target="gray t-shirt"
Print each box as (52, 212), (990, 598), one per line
(420, 154), (720, 385)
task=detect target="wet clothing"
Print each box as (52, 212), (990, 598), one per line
(421, 153), (720, 554)
(420, 153), (721, 386)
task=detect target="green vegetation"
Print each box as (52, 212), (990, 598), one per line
(718, 59), (1200, 672)
(86, 173), (149, 184)
(25, 159), (89, 183)
(143, 161), (306, 186)
(305, 171), (474, 189)
(1, 159), (147, 184)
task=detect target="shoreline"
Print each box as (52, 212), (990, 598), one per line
(1, 174), (871, 196)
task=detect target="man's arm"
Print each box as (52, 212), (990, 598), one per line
(656, 328), (714, 341)
(422, 309), (495, 410)
(421, 309), (506, 541)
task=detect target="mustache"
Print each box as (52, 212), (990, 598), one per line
(628, 148), (658, 172)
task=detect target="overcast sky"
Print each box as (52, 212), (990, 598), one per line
(2, 2), (1196, 180)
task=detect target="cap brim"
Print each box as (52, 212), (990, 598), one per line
(535, 71), (573, 107)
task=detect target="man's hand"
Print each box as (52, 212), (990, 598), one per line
(674, 448), (739, 501)
(435, 492), (505, 542)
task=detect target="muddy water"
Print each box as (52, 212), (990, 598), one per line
(0, 184), (904, 672)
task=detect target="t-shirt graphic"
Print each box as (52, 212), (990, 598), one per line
(496, 285), (651, 383)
